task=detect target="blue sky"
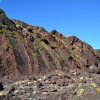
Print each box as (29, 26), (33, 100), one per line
(0, 0), (100, 49)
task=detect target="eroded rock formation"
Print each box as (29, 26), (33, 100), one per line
(0, 8), (100, 79)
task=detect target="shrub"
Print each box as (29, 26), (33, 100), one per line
(34, 41), (43, 50)
(9, 25), (15, 30)
(52, 44), (58, 49)
(71, 52), (78, 59)
(0, 30), (4, 34)
(0, 23), (4, 29)
(42, 57), (44, 61)
(20, 39), (24, 43)
(6, 44), (13, 49)
(8, 32), (15, 35)
(8, 32), (16, 38)
(38, 38), (43, 42)
(58, 56), (63, 62)
(12, 20), (19, 25)
(32, 53), (37, 57)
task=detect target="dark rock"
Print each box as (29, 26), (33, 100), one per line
(0, 82), (3, 90)
(46, 76), (52, 80)
(27, 26), (33, 33)
(0, 95), (5, 100)
(64, 82), (69, 86)
(0, 8), (5, 14)
(50, 80), (56, 84)
(56, 79), (65, 86)
(30, 35), (34, 42)
(0, 8), (15, 28)
(16, 25), (23, 30)
(9, 86), (15, 93)
(36, 81), (43, 86)
(51, 29), (57, 35)
(50, 88), (57, 92)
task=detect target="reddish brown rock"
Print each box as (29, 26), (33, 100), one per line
(0, 8), (100, 80)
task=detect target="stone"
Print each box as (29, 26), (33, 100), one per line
(3, 90), (10, 96)
(50, 80), (56, 84)
(50, 88), (57, 92)
(33, 91), (37, 94)
(77, 88), (85, 96)
(27, 82), (33, 86)
(42, 92), (49, 95)
(0, 82), (3, 90)
(8, 86), (15, 93)
(0, 92), (3, 96)
(96, 88), (100, 93)
(58, 89), (67, 95)
(91, 83), (97, 88)
(36, 81), (43, 86)
(56, 79), (65, 86)
(89, 66), (98, 73)
(14, 90), (20, 94)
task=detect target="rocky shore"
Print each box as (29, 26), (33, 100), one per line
(0, 71), (100, 100)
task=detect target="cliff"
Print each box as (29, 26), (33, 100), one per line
(0, 8), (100, 78)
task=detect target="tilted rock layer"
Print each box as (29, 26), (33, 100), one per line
(0, 8), (100, 79)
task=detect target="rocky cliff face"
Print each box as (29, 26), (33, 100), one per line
(1, 8), (100, 100)
(0, 8), (100, 79)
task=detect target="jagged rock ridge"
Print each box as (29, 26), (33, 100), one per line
(0, 8), (100, 78)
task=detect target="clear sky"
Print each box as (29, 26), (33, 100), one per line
(0, 0), (100, 49)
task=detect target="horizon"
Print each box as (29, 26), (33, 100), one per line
(0, 0), (100, 49)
